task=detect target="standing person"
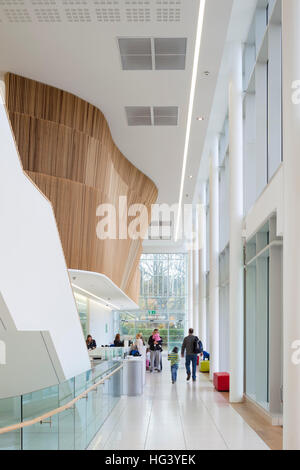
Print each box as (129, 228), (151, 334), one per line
(148, 328), (162, 373)
(181, 328), (201, 382)
(168, 347), (180, 384)
(133, 333), (144, 355)
(139, 333), (146, 346)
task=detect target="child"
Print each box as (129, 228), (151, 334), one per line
(168, 347), (180, 384)
(146, 348), (150, 370)
(152, 332), (161, 343)
(201, 351), (210, 361)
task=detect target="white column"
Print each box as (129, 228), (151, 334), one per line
(198, 184), (207, 348)
(282, 0), (300, 450)
(209, 137), (219, 379)
(192, 209), (199, 335)
(229, 43), (244, 403)
(187, 249), (193, 331)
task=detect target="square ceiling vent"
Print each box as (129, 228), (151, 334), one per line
(125, 106), (152, 126)
(154, 106), (178, 126)
(154, 37), (186, 70)
(126, 106), (178, 126)
(118, 37), (187, 70)
(119, 38), (152, 70)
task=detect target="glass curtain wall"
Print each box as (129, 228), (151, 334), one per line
(243, 0), (282, 214)
(245, 216), (283, 413)
(117, 253), (188, 351)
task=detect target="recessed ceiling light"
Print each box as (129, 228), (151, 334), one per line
(189, 175), (193, 179)
(197, 116), (205, 121)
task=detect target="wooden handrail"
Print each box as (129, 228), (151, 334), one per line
(0, 364), (123, 435)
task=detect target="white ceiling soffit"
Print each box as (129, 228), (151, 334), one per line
(69, 270), (139, 311)
(0, 0), (233, 208)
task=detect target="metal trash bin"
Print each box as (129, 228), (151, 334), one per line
(127, 357), (143, 396)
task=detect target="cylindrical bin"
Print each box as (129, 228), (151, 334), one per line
(127, 358), (143, 396)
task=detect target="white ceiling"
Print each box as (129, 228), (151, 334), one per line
(0, 0), (233, 208)
(69, 269), (138, 310)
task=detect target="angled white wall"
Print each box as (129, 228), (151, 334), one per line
(0, 92), (90, 397)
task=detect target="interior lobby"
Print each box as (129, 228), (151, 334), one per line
(0, 0), (299, 452)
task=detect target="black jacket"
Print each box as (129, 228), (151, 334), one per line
(148, 335), (163, 352)
(87, 339), (97, 350)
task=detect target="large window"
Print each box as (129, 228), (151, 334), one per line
(245, 216), (283, 413)
(243, 0), (282, 214)
(117, 253), (188, 351)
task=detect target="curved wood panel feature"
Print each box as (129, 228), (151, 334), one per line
(6, 73), (157, 303)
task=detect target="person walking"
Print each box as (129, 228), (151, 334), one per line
(181, 328), (202, 382)
(168, 347), (180, 384)
(148, 328), (162, 373)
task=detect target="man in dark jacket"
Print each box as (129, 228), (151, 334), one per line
(181, 328), (198, 382)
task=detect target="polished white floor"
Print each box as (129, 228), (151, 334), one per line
(89, 356), (269, 451)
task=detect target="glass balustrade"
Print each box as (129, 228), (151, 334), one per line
(0, 360), (123, 450)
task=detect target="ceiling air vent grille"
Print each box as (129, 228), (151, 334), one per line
(153, 106), (178, 126)
(34, 8), (61, 22)
(119, 37), (152, 70)
(125, 107), (152, 126)
(31, 0), (56, 5)
(65, 8), (91, 22)
(154, 37), (186, 70)
(96, 7), (120, 22)
(0, 0), (25, 5)
(4, 8), (31, 22)
(62, 0), (88, 4)
(125, 0), (151, 22)
(156, 0), (181, 22)
(118, 37), (186, 71)
(125, 106), (178, 126)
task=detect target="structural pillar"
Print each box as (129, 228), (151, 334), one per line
(209, 137), (219, 379)
(198, 184), (207, 348)
(187, 249), (193, 332)
(192, 208), (199, 335)
(229, 43), (244, 403)
(282, 0), (300, 450)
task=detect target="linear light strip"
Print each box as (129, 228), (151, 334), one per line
(72, 284), (120, 311)
(175, 0), (206, 241)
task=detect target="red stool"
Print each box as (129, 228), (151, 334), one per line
(213, 372), (230, 392)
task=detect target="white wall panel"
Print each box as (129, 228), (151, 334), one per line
(0, 101), (90, 397)
(89, 300), (114, 347)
